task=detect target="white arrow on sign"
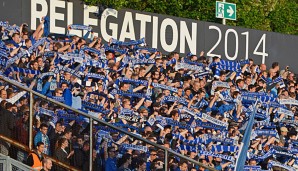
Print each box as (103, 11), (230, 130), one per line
(227, 6), (234, 17)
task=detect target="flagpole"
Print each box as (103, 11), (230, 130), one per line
(234, 142), (243, 168)
(235, 101), (258, 170)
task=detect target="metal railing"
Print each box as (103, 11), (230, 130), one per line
(0, 153), (36, 171)
(0, 75), (216, 171)
(0, 134), (80, 171)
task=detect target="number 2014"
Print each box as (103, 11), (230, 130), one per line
(207, 25), (268, 64)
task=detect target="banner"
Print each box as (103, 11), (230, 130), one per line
(1, 0), (298, 72)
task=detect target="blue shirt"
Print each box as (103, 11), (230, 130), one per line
(105, 157), (117, 171)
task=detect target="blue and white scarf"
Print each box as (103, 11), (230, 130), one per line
(51, 96), (65, 103)
(0, 40), (8, 51)
(278, 108), (294, 117)
(180, 113), (192, 119)
(96, 130), (113, 145)
(178, 144), (199, 153)
(280, 99), (298, 105)
(5, 50), (28, 68)
(118, 108), (139, 122)
(87, 73), (106, 80)
(84, 59), (107, 69)
(0, 56), (8, 66)
(121, 144), (148, 152)
(267, 161), (295, 171)
(156, 116), (191, 130)
(132, 58), (155, 65)
(175, 62), (204, 72)
(104, 46), (127, 54)
(243, 165), (262, 171)
(0, 21), (20, 37)
(251, 129), (279, 140)
(255, 120), (276, 129)
(162, 96), (188, 106)
(38, 107), (55, 117)
(28, 37), (49, 54)
(118, 77), (148, 86)
(152, 83), (178, 93)
(0, 43), (7, 51)
(69, 24), (92, 32)
(80, 46), (102, 56)
(82, 101), (109, 114)
(56, 110), (80, 122)
(43, 51), (56, 58)
(0, 21), (8, 28)
(262, 76), (285, 87)
(182, 58), (204, 67)
(211, 59), (249, 73)
(110, 37), (145, 46)
(210, 145), (239, 153)
(241, 92), (276, 104)
(110, 89), (147, 99)
(195, 120), (226, 131)
(38, 72), (56, 79)
(180, 107), (228, 127)
(68, 24), (92, 39)
(53, 65), (83, 78)
(199, 151), (235, 162)
(212, 81), (230, 89)
(205, 134), (235, 145)
(172, 133), (207, 145)
(4, 66), (40, 76)
(199, 113), (228, 128)
(193, 71), (210, 79)
(58, 53), (85, 64)
(283, 119), (298, 126)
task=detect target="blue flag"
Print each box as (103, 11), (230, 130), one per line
(235, 103), (257, 170)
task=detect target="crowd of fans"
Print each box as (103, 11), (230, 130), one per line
(0, 16), (298, 171)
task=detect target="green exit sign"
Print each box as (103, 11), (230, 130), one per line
(216, 1), (237, 20)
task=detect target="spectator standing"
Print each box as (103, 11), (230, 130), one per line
(0, 102), (16, 155)
(103, 141), (117, 171)
(54, 138), (74, 171)
(34, 123), (50, 155)
(26, 142), (45, 171)
(48, 121), (63, 156)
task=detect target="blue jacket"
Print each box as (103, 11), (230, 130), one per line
(34, 131), (50, 155)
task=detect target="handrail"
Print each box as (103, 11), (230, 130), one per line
(0, 153), (37, 171)
(0, 134), (81, 171)
(0, 75), (217, 171)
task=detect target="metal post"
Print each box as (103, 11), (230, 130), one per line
(29, 92), (33, 150)
(164, 150), (168, 171)
(223, 0), (226, 25)
(89, 118), (93, 171)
